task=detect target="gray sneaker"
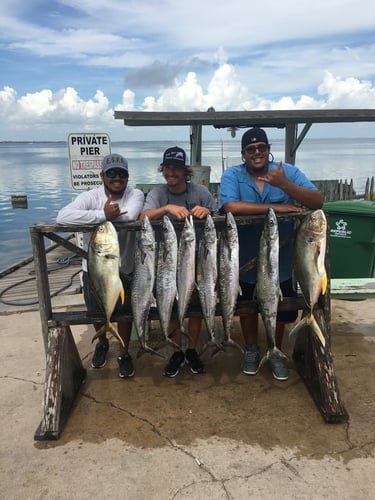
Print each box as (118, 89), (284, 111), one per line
(268, 356), (289, 381)
(241, 345), (260, 375)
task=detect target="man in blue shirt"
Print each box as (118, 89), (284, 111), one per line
(220, 128), (323, 381)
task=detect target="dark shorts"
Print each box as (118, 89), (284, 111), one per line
(83, 271), (132, 315)
(238, 278), (298, 323)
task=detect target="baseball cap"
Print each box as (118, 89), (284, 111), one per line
(160, 146), (187, 168)
(241, 128), (269, 150)
(101, 153), (128, 173)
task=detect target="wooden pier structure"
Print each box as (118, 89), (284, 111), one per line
(30, 213), (349, 441)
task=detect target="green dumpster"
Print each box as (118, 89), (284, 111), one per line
(323, 200), (375, 279)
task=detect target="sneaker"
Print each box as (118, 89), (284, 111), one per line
(241, 344), (261, 375)
(118, 354), (135, 378)
(268, 356), (289, 381)
(185, 348), (205, 374)
(91, 342), (109, 368)
(163, 351), (185, 378)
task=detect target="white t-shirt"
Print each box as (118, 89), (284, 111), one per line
(56, 185), (144, 274)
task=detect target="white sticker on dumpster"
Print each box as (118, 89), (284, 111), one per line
(330, 218), (352, 239)
(68, 133), (111, 190)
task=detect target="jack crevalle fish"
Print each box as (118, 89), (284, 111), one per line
(197, 214), (219, 348)
(290, 209), (328, 347)
(177, 216), (196, 334)
(156, 216), (179, 348)
(88, 221), (125, 347)
(255, 208), (285, 363)
(218, 212), (243, 352)
(131, 216), (159, 356)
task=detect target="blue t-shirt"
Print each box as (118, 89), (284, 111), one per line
(219, 161), (318, 283)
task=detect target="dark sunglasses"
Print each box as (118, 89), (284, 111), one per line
(245, 144), (268, 154)
(105, 168), (128, 179)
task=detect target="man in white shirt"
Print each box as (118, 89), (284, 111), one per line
(56, 153), (144, 378)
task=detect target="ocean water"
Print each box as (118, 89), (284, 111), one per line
(0, 138), (374, 271)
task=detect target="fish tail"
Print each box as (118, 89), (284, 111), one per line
(91, 324), (107, 344)
(289, 314), (326, 347)
(136, 344), (166, 359)
(310, 314), (326, 347)
(222, 338), (244, 354)
(108, 322), (125, 348)
(167, 338), (181, 349)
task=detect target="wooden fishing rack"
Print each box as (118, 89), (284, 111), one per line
(31, 212), (348, 440)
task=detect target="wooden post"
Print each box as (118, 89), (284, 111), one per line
(34, 326), (86, 440)
(292, 308), (348, 423)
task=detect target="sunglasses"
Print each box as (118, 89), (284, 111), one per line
(244, 144), (268, 154)
(105, 168), (128, 179)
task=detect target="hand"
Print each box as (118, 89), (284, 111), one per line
(190, 205), (211, 219)
(272, 203), (304, 213)
(168, 204), (190, 220)
(104, 194), (127, 220)
(258, 161), (288, 189)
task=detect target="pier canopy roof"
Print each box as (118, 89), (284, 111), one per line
(114, 109), (375, 165)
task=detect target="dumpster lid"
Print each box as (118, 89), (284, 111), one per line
(323, 200), (375, 217)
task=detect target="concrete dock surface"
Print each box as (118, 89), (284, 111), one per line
(1, 297), (375, 499)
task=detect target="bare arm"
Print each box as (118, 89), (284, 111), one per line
(139, 204), (190, 221)
(223, 200), (303, 215)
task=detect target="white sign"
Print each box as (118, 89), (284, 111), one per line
(68, 133), (111, 190)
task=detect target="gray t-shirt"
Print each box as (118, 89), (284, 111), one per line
(143, 182), (218, 215)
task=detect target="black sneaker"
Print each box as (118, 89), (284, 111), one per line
(185, 348), (205, 374)
(163, 351), (185, 378)
(91, 342), (109, 368)
(117, 354), (135, 378)
(241, 344), (261, 375)
(268, 355), (289, 381)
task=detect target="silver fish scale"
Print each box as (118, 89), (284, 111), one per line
(256, 208), (281, 352)
(177, 216), (196, 332)
(218, 212), (240, 346)
(156, 216), (178, 344)
(131, 216), (156, 349)
(197, 215), (218, 345)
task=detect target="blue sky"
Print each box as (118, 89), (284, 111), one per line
(1, 0), (375, 141)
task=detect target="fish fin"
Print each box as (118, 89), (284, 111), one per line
(108, 322), (125, 348)
(310, 315), (326, 347)
(221, 338), (244, 354)
(321, 274), (328, 295)
(136, 345), (166, 358)
(91, 324), (106, 344)
(289, 314), (326, 347)
(167, 338), (181, 349)
(119, 287), (125, 305)
(289, 316), (308, 341)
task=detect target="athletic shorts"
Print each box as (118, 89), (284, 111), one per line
(238, 278), (298, 323)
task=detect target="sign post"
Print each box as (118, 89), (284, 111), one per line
(68, 133), (111, 191)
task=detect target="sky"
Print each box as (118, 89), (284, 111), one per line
(1, 0), (375, 142)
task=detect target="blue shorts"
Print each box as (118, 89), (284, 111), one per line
(238, 278), (298, 323)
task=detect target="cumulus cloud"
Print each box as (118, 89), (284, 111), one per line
(1, 65), (375, 140)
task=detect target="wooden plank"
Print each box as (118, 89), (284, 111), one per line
(34, 326), (86, 441)
(292, 309), (348, 423)
(330, 278), (375, 299)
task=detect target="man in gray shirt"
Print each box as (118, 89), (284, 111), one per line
(140, 146), (217, 377)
